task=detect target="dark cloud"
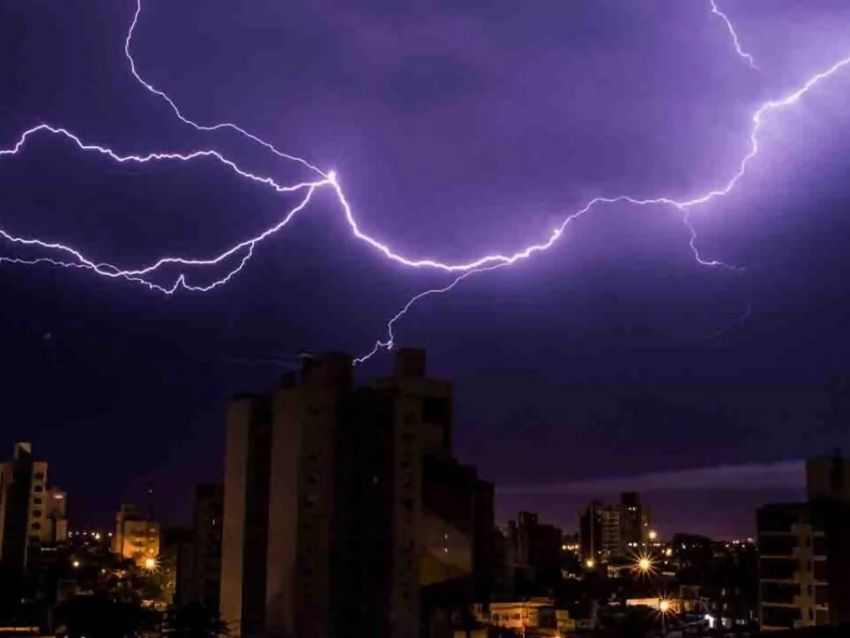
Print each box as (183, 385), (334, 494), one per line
(500, 460), (805, 495)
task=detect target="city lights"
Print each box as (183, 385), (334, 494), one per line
(3, 0), (849, 634)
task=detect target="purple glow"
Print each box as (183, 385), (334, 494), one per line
(1, 1), (850, 362)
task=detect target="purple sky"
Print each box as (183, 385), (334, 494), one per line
(2, 1), (850, 538)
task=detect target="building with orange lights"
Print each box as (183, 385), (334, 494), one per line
(0, 442), (68, 578)
(112, 503), (160, 567)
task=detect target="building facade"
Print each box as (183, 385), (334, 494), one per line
(0, 442), (67, 578)
(619, 491), (650, 552)
(758, 456), (850, 633)
(113, 503), (160, 567)
(580, 502), (620, 564)
(220, 394), (273, 637)
(580, 492), (651, 565)
(219, 349), (494, 638)
(503, 512), (562, 592)
(191, 482), (223, 612)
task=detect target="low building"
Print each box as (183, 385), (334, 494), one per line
(476, 599), (557, 636)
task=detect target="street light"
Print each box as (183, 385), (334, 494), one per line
(631, 553), (655, 578)
(657, 598), (673, 635)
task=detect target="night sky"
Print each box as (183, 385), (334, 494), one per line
(3, 0), (850, 539)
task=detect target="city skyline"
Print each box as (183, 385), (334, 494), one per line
(4, 0), (850, 568)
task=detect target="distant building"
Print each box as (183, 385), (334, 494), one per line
(673, 533), (715, 571)
(220, 349), (494, 638)
(504, 512), (562, 591)
(471, 598), (590, 637)
(758, 454), (850, 631)
(620, 491), (650, 551)
(580, 502), (620, 564)
(579, 492), (651, 565)
(476, 598), (558, 635)
(0, 442), (67, 577)
(113, 503), (160, 567)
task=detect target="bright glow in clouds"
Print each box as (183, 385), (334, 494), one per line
(1, 1), (849, 361)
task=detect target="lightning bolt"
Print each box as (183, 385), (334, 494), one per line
(0, 0), (847, 362)
(709, 0), (758, 70)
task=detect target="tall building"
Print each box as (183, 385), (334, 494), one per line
(220, 394), (273, 637)
(219, 349), (494, 638)
(504, 512), (562, 591)
(191, 483), (223, 612)
(160, 527), (195, 608)
(579, 502), (620, 564)
(113, 503), (160, 567)
(757, 453), (850, 631)
(264, 353), (351, 638)
(619, 492), (650, 551)
(579, 492), (651, 565)
(0, 442), (67, 578)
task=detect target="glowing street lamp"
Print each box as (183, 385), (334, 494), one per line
(657, 598), (674, 635)
(631, 552), (656, 578)
(143, 557), (158, 572)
